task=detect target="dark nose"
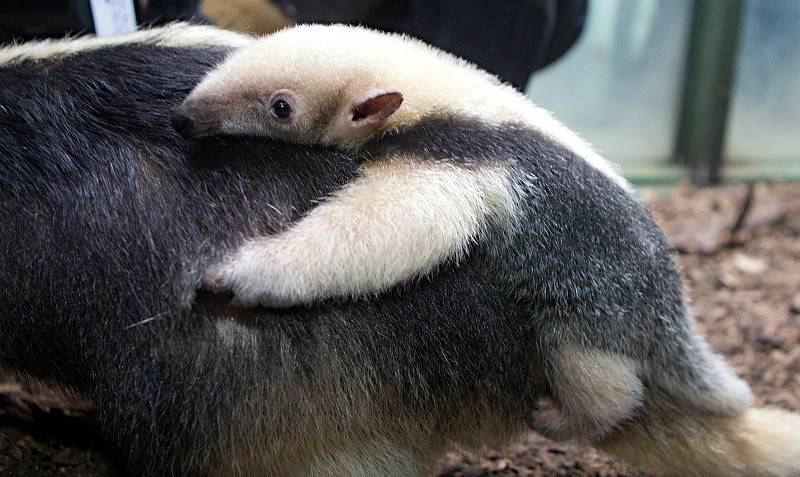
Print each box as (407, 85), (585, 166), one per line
(171, 111), (196, 139)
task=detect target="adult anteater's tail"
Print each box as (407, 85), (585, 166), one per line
(597, 404), (800, 477)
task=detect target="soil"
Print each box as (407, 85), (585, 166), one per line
(2, 182), (799, 476)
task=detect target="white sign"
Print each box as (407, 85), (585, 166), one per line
(90, 0), (138, 37)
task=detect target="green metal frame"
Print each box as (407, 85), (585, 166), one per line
(673, 0), (744, 185)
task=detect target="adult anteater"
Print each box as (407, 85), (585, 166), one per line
(1, 24), (798, 477)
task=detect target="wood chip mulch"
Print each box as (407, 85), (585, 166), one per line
(2, 182), (798, 476)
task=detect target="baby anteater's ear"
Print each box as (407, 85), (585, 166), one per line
(351, 91), (403, 125)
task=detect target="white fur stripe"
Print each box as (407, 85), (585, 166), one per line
(204, 158), (519, 306)
(0, 23), (252, 65)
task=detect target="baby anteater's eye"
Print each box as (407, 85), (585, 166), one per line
(271, 99), (293, 120)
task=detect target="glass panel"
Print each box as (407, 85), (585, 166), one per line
(525, 0), (692, 171)
(726, 0), (800, 167)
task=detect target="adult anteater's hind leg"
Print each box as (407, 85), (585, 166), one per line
(533, 344), (644, 442)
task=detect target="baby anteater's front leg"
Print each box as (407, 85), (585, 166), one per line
(204, 158), (518, 307)
(534, 344), (644, 442)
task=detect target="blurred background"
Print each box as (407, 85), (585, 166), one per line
(1, 0), (798, 187)
(528, 0), (800, 185)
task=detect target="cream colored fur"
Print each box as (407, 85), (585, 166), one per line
(0, 23), (252, 65)
(599, 406), (800, 477)
(535, 345), (643, 441)
(205, 158), (518, 306)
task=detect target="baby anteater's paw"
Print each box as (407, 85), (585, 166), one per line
(202, 239), (309, 308)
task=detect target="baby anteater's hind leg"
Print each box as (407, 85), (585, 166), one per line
(534, 344), (643, 442)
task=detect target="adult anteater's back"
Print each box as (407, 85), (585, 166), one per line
(0, 32), (542, 476)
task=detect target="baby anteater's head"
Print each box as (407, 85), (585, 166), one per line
(172, 24), (513, 151)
